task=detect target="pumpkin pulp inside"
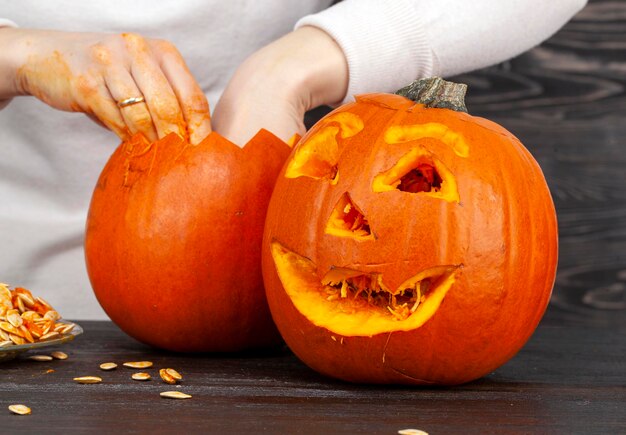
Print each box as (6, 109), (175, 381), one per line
(398, 164), (442, 193)
(271, 241), (459, 336)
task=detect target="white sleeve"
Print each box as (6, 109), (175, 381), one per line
(0, 18), (17, 28)
(296, 0), (587, 103)
(0, 18), (18, 110)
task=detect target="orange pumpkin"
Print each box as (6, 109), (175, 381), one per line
(262, 78), (558, 385)
(85, 129), (290, 352)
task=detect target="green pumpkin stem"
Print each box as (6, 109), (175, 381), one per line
(395, 77), (467, 113)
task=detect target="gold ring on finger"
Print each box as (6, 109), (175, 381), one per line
(117, 96), (145, 108)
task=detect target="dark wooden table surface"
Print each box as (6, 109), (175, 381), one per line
(2, 0), (626, 433)
(0, 307), (624, 435)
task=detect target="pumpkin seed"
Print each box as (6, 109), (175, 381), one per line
(9, 333), (25, 345)
(0, 284), (11, 299)
(43, 310), (60, 321)
(165, 368), (182, 381)
(0, 321), (23, 336)
(20, 325), (34, 343)
(17, 293), (35, 308)
(21, 310), (41, 321)
(40, 331), (60, 341)
(159, 369), (176, 384)
(398, 430), (429, 435)
(6, 309), (23, 328)
(160, 391), (191, 399)
(51, 351), (68, 360)
(40, 320), (53, 336)
(15, 296), (25, 313)
(99, 362), (118, 371)
(74, 376), (102, 384)
(36, 297), (53, 309)
(132, 372), (151, 381)
(28, 355), (53, 362)
(8, 404), (31, 415)
(123, 361), (153, 369)
(59, 323), (75, 334)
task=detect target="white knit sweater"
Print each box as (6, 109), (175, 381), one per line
(0, 0), (586, 319)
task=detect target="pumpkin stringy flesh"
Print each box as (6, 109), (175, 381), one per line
(398, 164), (442, 193)
(322, 274), (433, 321)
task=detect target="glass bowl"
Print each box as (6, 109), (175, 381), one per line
(0, 320), (83, 363)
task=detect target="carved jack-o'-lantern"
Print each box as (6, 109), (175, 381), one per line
(262, 78), (558, 385)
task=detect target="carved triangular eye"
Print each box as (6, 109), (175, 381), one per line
(325, 192), (374, 241)
(372, 147), (459, 203)
(284, 126), (340, 183)
(283, 112), (364, 184)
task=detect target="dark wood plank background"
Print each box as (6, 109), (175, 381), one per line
(2, 0), (625, 433)
(455, 0), (626, 328)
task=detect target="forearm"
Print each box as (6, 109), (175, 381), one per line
(233, 26), (348, 112)
(212, 26), (348, 145)
(283, 26), (349, 110)
(419, 0), (588, 76)
(0, 26), (25, 102)
(296, 0), (587, 100)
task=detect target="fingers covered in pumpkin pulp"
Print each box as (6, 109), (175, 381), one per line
(0, 28), (211, 144)
(151, 39), (212, 145)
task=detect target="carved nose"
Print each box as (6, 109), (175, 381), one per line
(325, 192), (374, 241)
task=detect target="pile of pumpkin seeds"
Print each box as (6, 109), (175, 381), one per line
(0, 283), (75, 347)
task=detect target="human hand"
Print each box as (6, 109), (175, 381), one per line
(0, 28), (211, 144)
(212, 26), (348, 146)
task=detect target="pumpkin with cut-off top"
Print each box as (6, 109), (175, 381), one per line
(262, 78), (558, 385)
(85, 129), (292, 352)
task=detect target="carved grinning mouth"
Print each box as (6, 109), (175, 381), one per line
(322, 268), (440, 321)
(270, 240), (460, 336)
